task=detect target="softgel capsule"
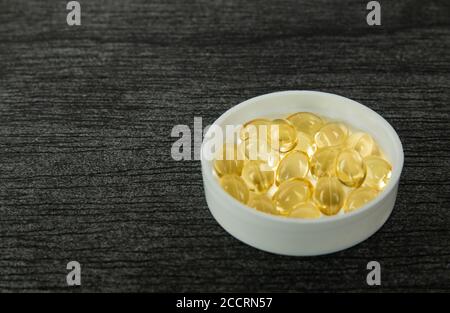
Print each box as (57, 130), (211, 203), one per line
(213, 112), (392, 219)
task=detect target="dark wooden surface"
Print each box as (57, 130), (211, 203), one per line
(0, 0), (449, 292)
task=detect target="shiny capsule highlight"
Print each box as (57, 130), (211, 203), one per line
(344, 187), (378, 213)
(287, 112), (324, 137)
(363, 156), (392, 190)
(276, 151), (309, 185)
(336, 148), (366, 187)
(241, 160), (274, 193)
(272, 178), (313, 215)
(313, 177), (345, 216)
(270, 119), (298, 153)
(315, 122), (348, 148)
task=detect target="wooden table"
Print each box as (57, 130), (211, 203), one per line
(0, 0), (449, 292)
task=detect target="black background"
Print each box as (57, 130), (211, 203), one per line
(0, 0), (449, 292)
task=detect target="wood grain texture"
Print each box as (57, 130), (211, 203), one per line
(0, 0), (449, 292)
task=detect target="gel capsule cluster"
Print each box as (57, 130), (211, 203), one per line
(213, 112), (392, 219)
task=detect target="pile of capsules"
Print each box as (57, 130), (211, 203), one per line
(213, 112), (392, 219)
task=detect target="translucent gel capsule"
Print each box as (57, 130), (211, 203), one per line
(270, 119), (298, 153)
(248, 193), (278, 215)
(240, 138), (280, 168)
(272, 178), (313, 215)
(276, 151), (309, 185)
(346, 132), (378, 158)
(310, 147), (339, 178)
(344, 187), (378, 213)
(240, 118), (271, 141)
(219, 175), (249, 204)
(289, 202), (322, 219)
(213, 144), (244, 177)
(294, 131), (317, 157)
(313, 177), (345, 216)
(363, 156), (392, 190)
(241, 160), (274, 193)
(287, 112), (324, 137)
(315, 122), (348, 148)
(336, 148), (366, 187)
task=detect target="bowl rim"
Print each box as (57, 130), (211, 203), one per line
(201, 90), (404, 224)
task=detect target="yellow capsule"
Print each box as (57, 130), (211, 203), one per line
(310, 147), (339, 178)
(336, 148), (366, 187)
(240, 118), (271, 141)
(315, 122), (348, 148)
(241, 160), (274, 193)
(287, 112), (324, 137)
(248, 193), (278, 215)
(276, 151), (309, 185)
(344, 187), (378, 213)
(272, 178), (313, 215)
(313, 177), (345, 216)
(346, 132), (378, 158)
(270, 119), (297, 153)
(240, 138), (280, 168)
(219, 174), (249, 204)
(363, 156), (392, 190)
(289, 202), (322, 219)
(213, 144), (244, 177)
(293, 131), (317, 157)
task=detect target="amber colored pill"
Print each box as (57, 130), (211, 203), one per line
(289, 202), (322, 219)
(346, 132), (378, 158)
(313, 177), (345, 216)
(294, 131), (317, 157)
(213, 144), (244, 177)
(241, 160), (274, 193)
(219, 175), (249, 204)
(336, 148), (366, 187)
(270, 119), (298, 153)
(287, 112), (324, 137)
(363, 156), (392, 190)
(240, 138), (280, 168)
(276, 151), (309, 185)
(248, 193), (278, 215)
(240, 118), (271, 141)
(272, 178), (313, 215)
(344, 187), (379, 213)
(310, 147), (339, 178)
(315, 122), (348, 148)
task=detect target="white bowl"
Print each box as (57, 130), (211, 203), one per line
(201, 91), (404, 256)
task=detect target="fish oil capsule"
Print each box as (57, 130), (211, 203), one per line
(241, 160), (274, 193)
(363, 156), (392, 190)
(270, 119), (298, 153)
(313, 177), (345, 216)
(336, 148), (366, 187)
(315, 122), (348, 148)
(287, 112), (324, 137)
(344, 187), (378, 213)
(289, 202), (322, 219)
(213, 143), (244, 177)
(240, 138), (280, 168)
(276, 151), (309, 185)
(272, 178), (313, 215)
(219, 175), (249, 204)
(294, 131), (317, 157)
(240, 118), (271, 141)
(346, 132), (378, 158)
(310, 147), (339, 178)
(248, 193), (278, 215)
